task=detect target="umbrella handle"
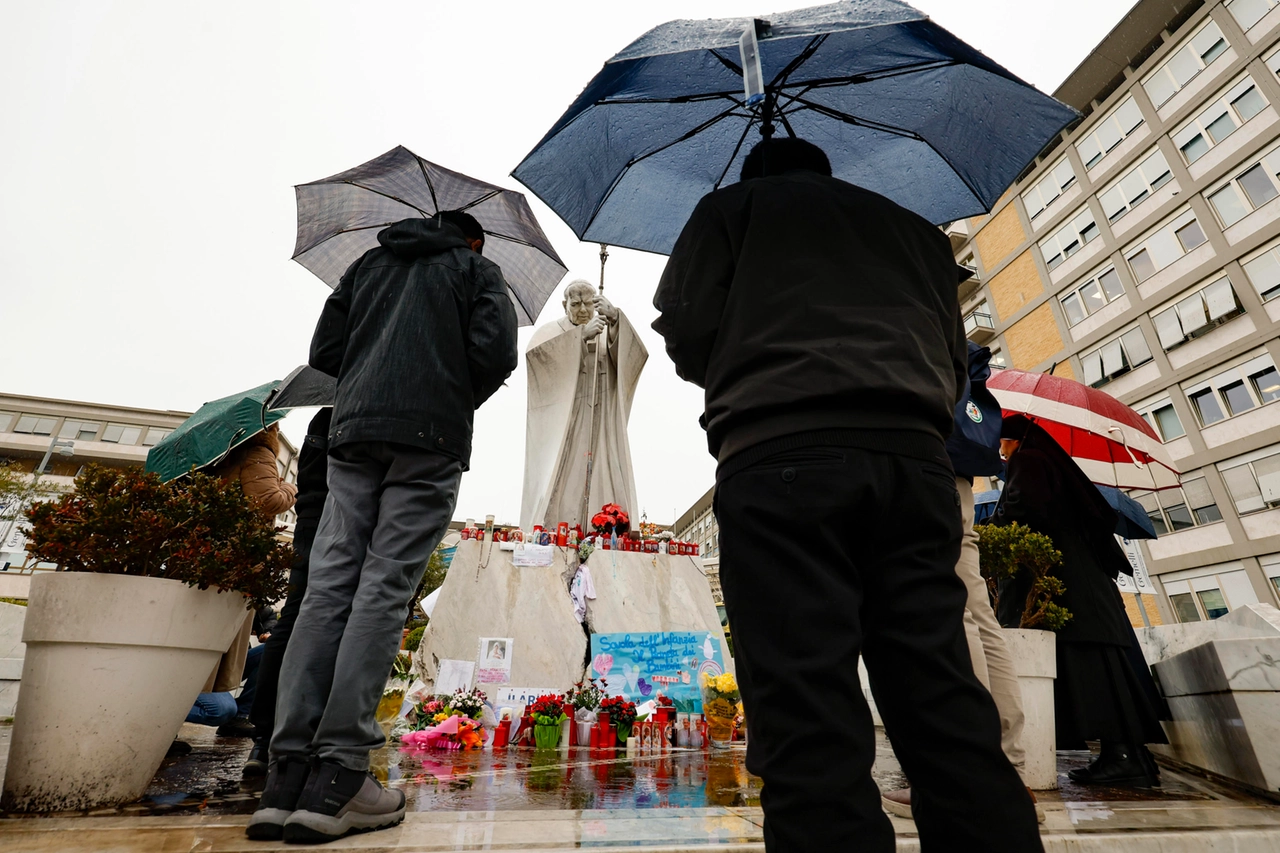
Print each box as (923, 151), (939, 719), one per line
(1107, 426), (1145, 469)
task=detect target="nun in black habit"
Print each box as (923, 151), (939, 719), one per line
(994, 415), (1167, 787)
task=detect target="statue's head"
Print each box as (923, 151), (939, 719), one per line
(562, 280), (596, 326)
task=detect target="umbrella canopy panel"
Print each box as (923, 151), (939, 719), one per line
(145, 381), (285, 483)
(514, 0), (1079, 254)
(988, 368), (1182, 491)
(294, 146), (568, 326)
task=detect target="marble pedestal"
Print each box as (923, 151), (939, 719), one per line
(413, 541), (729, 696)
(0, 602), (25, 716)
(1152, 636), (1280, 792)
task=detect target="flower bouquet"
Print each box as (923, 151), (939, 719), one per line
(446, 686), (487, 722)
(401, 715), (487, 750)
(529, 694), (569, 749)
(591, 503), (630, 537)
(700, 672), (741, 748)
(565, 678), (607, 745)
(599, 695), (638, 746)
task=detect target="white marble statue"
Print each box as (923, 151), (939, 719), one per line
(521, 280), (647, 531)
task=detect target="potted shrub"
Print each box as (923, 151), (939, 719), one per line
(529, 694), (568, 749)
(976, 521), (1070, 790)
(599, 695), (637, 746)
(1, 465), (290, 812)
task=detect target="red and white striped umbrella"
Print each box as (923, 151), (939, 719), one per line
(986, 368), (1181, 490)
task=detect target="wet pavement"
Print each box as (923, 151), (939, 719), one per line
(6, 722), (1280, 850)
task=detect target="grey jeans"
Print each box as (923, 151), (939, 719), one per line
(271, 441), (461, 770)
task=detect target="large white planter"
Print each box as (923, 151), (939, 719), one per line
(1, 572), (248, 811)
(1002, 628), (1057, 790)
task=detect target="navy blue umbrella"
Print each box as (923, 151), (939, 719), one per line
(973, 485), (1157, 540)
(514, 0), (1079, 255)
(1097, 485), (1158, 541)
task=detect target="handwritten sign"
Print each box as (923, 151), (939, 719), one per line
(435, 659), (474, 696)
(589, 631), (725, 713)
(512, 544), (554, 566)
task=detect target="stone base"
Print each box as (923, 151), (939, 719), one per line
(1152, 636), (1280, 792)
(1004, 628), (1057, 790)
(414, 541), (730, 697)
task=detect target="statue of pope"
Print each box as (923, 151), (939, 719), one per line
(520, 280), (647, 531)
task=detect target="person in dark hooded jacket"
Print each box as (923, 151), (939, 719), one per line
(251, 211), (517, 843)
(995, 416), (1167, 787)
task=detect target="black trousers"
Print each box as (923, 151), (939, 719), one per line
(249, 512), (319, 747)
(715, 444), (1042, 852)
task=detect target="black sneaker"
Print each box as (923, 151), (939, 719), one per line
(282, 760), (405, 844)
(243, 739), (269, 778)
(216, 717), (257, 738)
(246, 757), (310, 840)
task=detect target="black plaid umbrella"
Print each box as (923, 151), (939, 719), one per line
(293, 146), (568, 326)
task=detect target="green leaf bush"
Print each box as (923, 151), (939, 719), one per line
(975, 521), (1072, 631)
(405, 625), (425, 652)
(24, 465), (291, 609)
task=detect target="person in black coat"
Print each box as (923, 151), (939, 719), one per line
(995, 416), (1167, 787)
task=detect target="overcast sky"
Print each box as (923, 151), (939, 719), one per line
(1, 0), (1133, 525)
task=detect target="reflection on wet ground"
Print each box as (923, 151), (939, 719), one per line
(2, 722), (1268, 822)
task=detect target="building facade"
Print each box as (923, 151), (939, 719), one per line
(1, 392), (298, 571)
(673, 486), (721, 605)
(951, 0), (1280, 626)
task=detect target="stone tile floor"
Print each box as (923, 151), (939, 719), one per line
(3, 723), (1280, 851)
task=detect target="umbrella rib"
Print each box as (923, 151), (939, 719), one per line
(414, 159), (441, 213)
(290, 222), (395, 260)
(713, 118), (759, 190)
(342, 181), (434, 216)
(454, 189), (503, 216)
(785, 95), (923, 140)
(708, 48), (743, 76)
(769, 35), (828, 90)
(578, 105), (743, 240)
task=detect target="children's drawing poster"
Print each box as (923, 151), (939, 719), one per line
(588, 632), (725, 713)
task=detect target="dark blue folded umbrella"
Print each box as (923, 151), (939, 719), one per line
(514, 0), (1079, 255)
(973, 485), (1157, 540)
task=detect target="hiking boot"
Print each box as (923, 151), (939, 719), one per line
(246, 757), (310, 840)
(216, 716), (257, 738)
(283, 760), (405, 844)
(243, 739), (269, 778)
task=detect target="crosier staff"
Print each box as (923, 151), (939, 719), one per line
(579, 243), (610, 531)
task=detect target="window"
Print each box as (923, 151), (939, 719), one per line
(1241, 239), (1280, 302)
(1253, 366), (1280, 402)
(1143, 20), (1229, 108)
(1125, 209), (1208, 282)
(1076, 97), (1145, 169)
(1060, 267), (1125, 325)
(1151, 276), (1244, 350)
(1080, 327), (1153, 387)
(989, 349), (1009, 369)
(1186, 354), (1280, 427)
(1132, 476), (1220, 534)
(1099, 149), (1173, 223)
(1207, 146), (1280, 226)
(1198, 588), (1231, 618)
(58, 420), (101, 441)
(1039, 207), (1099, 270)
(1170, 593), (1202, 622)
(1227, 0), (1278, 31)
(1218, 444), (1280, 513)
(1173, 75), (1268, 165)
(142, 428), (172, 447)
(1139, 400), (1186, 440)
(1021, 158), (1077, 221)
(101, 423), (143, 445)
(13, 415), (56, 435)
(0, 411), (15, 433)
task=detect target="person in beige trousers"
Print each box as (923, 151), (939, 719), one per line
(882, 342), (1043, 822)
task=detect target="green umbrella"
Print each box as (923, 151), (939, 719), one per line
(145, 380), (286, 483)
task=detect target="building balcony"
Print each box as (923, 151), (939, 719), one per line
(944, 220), (970, 252)
(957, 265), (982, 302)
(964, 311), (996, 343)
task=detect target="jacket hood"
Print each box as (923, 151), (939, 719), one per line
(968, 341), (993, 384)
(378, 217), (471, 259)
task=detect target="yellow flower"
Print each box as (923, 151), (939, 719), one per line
(433, 712), (448, 723)
(713, 673), (738, 693)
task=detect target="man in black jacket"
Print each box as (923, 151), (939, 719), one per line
(653, 139), (1041, 852)
(250, 211), (518, 844)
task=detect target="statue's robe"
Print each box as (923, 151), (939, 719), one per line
(521, 313), (647, 531)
